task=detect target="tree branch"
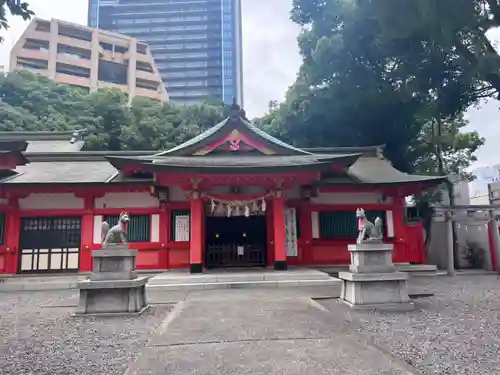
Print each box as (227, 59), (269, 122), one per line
(454, 37), (500, 99)
(486, 0), (500, 26)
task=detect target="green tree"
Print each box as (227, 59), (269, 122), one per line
(280, 0), (484, 175)
(0, 70), (228, 150)
(0, 0), (34, 42)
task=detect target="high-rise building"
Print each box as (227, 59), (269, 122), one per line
(10, 18), (169, 102)
(88, 0), (243, 106)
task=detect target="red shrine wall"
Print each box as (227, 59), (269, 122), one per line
(0, 186), (429, 275)
(284, 190), (425, 266)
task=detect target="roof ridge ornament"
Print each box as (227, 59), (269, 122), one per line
(230, 97), (246, 120)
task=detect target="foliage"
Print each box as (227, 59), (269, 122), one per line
(0, 70), (228, 150)
(258, 0), (486, 177)
(409, 114), (484, 181)
(0, 0), (34, 42)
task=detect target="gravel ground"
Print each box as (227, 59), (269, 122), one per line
(0, 290), (173, 375)
(320, 274), (500, 375)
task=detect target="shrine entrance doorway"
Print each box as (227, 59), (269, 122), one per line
(205, 214), (267, 269)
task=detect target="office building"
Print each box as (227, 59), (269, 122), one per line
(88, 0), (243, 106)
(469, 165), (500, 205)
(10, 18), (169, 102)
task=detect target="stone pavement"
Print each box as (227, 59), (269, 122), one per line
(123, 290), (420, 375)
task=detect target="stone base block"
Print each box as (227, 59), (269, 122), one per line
(339, 299), (415, 312)
(75, 277), (148, 315)
(73, 305), (151, 317)
(91, 247), (138, 281)
(347, 243), (395, 273)
(339, 271), (413, 311)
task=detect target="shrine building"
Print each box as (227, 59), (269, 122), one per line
(0, 105), (446, 275)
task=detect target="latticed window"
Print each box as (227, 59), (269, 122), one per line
(170, 209), (190, 242)
(319, 210), (386, 239)
(405, 206), (421, 222)
(103, 214), (150, 243)
(295, 209), (301, 239)
(0, 213), (5, 246)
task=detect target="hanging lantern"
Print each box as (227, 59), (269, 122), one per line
(261, 198), (266, 212)
(244, 205), (250, 217)
(227, 205), (232, 217)
(211, 199), (216, 213)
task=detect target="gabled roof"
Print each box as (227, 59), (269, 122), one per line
(0, 151), (151, 186)
(106, 153), (361, 174)
(156, 103), (310, 156)
(0, 129), (87, 152)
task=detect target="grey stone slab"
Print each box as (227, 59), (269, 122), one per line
(78, 276), (148, 289)
(147, 269), (332, 285)
(75, 283), (148, 315)
(92, 248), (137, 257)
(131, 338), (417, 375)
(340, 300), (415, 312)
(150, 299), (337, 347)
(339, 271), (409, 282)
(0, 280), (80, 291)
(395, 264), (437, 273)
(73, 304), (151, 317)
(348, 243), (394, 252)
(262, 269), (332, 281)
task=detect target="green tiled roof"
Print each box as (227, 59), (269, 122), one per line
(156, 110), (309, 156)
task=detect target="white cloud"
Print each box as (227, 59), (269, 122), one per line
(1, 0), (499, 170)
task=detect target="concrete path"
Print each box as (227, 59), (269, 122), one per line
(124, 291), (420, 375)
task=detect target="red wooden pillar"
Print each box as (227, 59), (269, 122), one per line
(273, 195), (287, 270)
(392, 196), (407, 262)
(487, 222), (499, 272)
(79, 195), (94, 272)
(4, 197), (20, 274)
(299, 200), (312, 264)
(159, 202), (170, 269)
(189, 196), (204, 273)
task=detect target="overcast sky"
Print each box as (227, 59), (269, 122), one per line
(1, 0), (500, 169)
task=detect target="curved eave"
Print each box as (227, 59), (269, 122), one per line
(316, 176), (448, 187)
(0, 181), (152, 188)
(139, 161), (340, 174)
(106, 154), (361, 175)
(105, 156), (153, 170)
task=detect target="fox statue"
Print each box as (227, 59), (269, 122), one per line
(356, 208), (383, 244)
(101, 212), (130, 246)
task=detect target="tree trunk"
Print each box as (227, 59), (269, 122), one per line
(435, 116), (460, 269)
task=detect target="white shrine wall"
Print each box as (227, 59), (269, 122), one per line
(19, 193), (84, 210)
(94, 192), (159, 209)
(311, 191), (391, 205)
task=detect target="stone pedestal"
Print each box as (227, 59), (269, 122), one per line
(338, 243), (414, 311)
(75, 245), (149, 316)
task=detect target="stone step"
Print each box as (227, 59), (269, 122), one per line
(146, 278), (342, 303)
(0, 277), (84, 291)
(321, 264), (439, 276)
(396, 264), (438, 274)
(147, 278), (340, 291)
(147, 269), (332, 285)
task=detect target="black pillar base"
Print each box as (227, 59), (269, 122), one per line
(190, 263), (203, 274)
(274, 261), (288, 271)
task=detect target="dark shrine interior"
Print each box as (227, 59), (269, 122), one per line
(205, 215), (267, 247)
